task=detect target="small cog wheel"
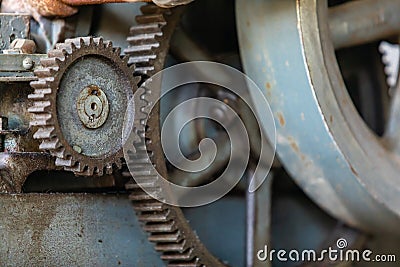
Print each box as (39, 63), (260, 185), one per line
(29, 37), (139, 176)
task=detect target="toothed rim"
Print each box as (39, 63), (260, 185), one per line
(124, 5), (226, 267)
(29, 37), (140, 176)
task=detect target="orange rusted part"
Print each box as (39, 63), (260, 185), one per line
(1, 0), (150, 18)
(61, 0), (150, 5)
(25, 0), (78, 17)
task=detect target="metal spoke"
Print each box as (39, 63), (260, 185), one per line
(329, 0), (400, 49)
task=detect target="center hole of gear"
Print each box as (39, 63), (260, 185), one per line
(77, 85), (109, 129)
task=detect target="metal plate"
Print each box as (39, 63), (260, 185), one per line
(0, 193), (164, 266)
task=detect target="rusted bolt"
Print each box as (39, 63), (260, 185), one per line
(22, 57), (34, 70)
(0, 117), (8, 131)
(10, 39), (36, 54)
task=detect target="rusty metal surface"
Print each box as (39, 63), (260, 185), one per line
(0, 13), (30, 51)
(0, 54), (45, 72)
(0, 193), (164, 266)
(76, 85), (110, 129)
(1, 0), (77, 17)
(29, 37), (138, 176)
(0, 152), (56, 193)
(5, 38), (37, 54)
(62, 0), (151, 5)
(329, 0), (400, 49)
(1, 0), (192, 19)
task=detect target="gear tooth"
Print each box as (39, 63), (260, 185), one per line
(54, 57), (64, 67)
(129, 191), (155, 201)
(96, 166), (104, 176)
(161, 249), (194, 261)
(48, 49), (66, 59)
(89, 36), (95, 46)
(92, 37), (100, 44)
(127, 54), (157, 64)
(39, 138), (60, 150)
(40, 57), (59, 68)
(28, 101), (51, 113)
(122, 55), (129, 64)
(55, 156), (74, 167)
(33, 126), (55, 139)
(155, 240), (186, 252)
(30, 79), (48, 89)
(148, 232), (180, 243)
(69, 164), (92, 176)
(28, 93), (44, 100)
(136, 13), (165, 24)
(114, 47), (122, 56)
(55, 44), (69, 54)
(104, 163), (113, 175)
(106, 40), (113, 49)
(131, 200), (164, 211)
(33, 68), (56, 78)
(92, 166), (99, 175)
(66, 162), (86, 173)
(79, 37), (86, 48)
(30, 113), (52, 126)
(28, 88), (52, 100)
(98, 37), (104, 48)
(70, 41), (78, 52)
(52, 147), (66, 158)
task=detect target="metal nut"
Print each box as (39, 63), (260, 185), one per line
(10, 39), (36, 54)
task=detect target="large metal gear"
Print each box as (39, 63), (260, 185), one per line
(123, 4), (226, 266)
(29, 37), (139, 176)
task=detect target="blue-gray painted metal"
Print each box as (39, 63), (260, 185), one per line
(236, 0), (400, 233)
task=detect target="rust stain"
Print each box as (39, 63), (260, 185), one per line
(88, 85), (100, 96)
(329, 115), (333, 123)
(277, 112), (285, 127)
(350, 165), (358, 176)
(266, 82), (272, 96)
(288, 136), (306, 160)
(27, 0), (77, 17)
(290, 141), (299, 153)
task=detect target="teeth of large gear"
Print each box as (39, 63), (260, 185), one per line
(379, 41), (400, 89)
(123, 4), (225, 267)
(29, 37), (139, 176)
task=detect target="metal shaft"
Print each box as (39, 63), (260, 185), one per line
(329, 0), (400, 49)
